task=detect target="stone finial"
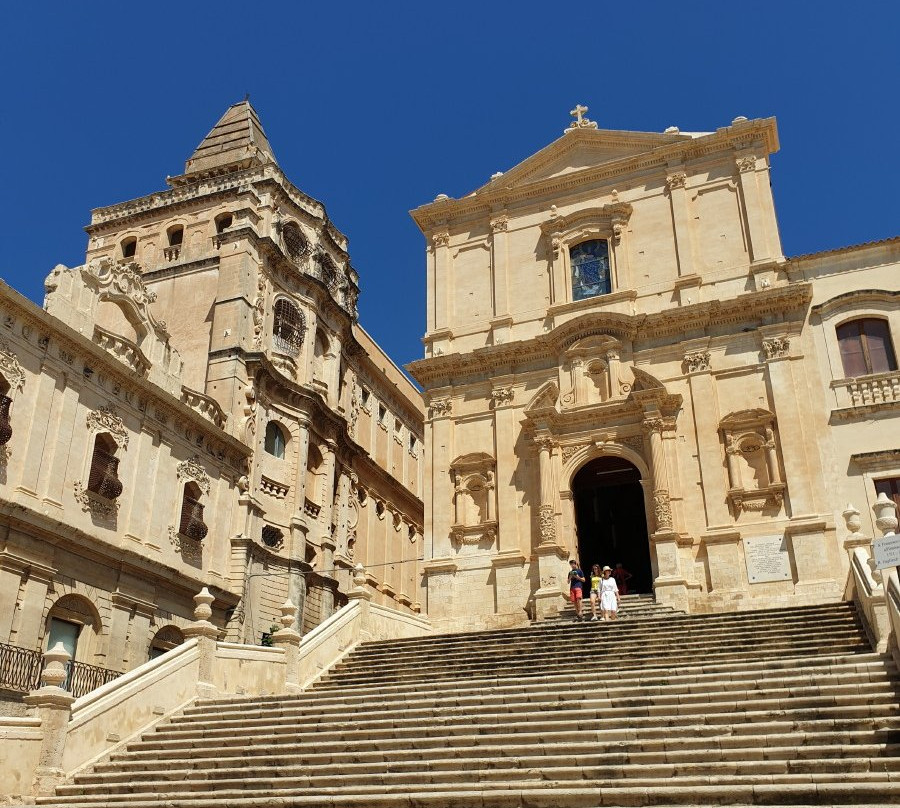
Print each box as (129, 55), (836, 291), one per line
(567, 104), (598, 131)
(279, 598), (297, 630)
(193, 587), (214, 622)
(843, 503), (863, 536)
(41, 642), (72, 690)
(874, 492), (899, 537)
(352, 563), (367, 589)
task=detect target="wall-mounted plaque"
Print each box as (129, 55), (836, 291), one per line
(744, 534), (792, 584)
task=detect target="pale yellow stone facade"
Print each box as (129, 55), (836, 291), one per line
(408, 110), (900, 632)
(0, 101), (424, 702)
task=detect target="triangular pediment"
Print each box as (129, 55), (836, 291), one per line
(479, 128), (702, 193)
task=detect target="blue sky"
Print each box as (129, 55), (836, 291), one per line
(1, 2), (897, 371)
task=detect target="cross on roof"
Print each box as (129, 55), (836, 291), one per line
(570, 104), (589, 125)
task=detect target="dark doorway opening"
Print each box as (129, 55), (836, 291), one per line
(572, 456), (653, 594)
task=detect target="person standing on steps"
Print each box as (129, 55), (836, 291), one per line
(568, 559), (586, 621)
(588, 564), (603, 621)
(613, 562), (633, 596)
(599, 565), (620, 621)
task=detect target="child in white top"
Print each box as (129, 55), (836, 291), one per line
(599, 566), (620, 621)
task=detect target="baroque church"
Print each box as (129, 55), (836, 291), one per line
(0, 101), (424, 698)
(408, 106), (900, 632)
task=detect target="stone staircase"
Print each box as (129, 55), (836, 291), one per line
(558, 591), (680, 621)
(39, 601), (900, 807)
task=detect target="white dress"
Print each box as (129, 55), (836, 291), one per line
(599, 577), (619, 611)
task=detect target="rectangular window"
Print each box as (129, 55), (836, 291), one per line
(378, 404), (386, 423)
(875, 477), (900, 515)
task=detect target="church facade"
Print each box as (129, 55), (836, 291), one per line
(408, 108), (900, 632)
(0, 102), (424, 698)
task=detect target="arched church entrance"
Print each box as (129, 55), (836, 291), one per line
(571, 456), (653, 594)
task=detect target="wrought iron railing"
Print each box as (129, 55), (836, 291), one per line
(0, 641), (120, 698)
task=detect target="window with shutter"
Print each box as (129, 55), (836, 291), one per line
(837, 319), (898, 377)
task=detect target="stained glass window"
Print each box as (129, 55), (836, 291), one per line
(570, 240), (611, 301)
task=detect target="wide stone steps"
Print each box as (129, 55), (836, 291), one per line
(38, 601), (900, 807)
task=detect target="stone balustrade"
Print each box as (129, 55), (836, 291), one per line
(832, 370), (900, 413)
(180, 386), (227, 429)
(92, 326), (150, 377)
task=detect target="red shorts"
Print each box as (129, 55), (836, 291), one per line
(570, 587), (583, 602)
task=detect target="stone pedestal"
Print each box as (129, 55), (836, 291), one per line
(270, 599), (302, 694)
(651, 531), (689, 612)
(491, 551), (529, 628)
(182, 587), (220, 699)
(786, 518), (837, 599)
(701, 529), (745, 610)
(533, 543), (568, 621)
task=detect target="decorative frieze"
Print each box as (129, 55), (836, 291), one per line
(450, 522), (497, 547)
(86, 406), (129, 449)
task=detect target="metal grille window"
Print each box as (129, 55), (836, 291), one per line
(261, 525), (284, 548)
(0, 395), (12, 446)
(179, 483), (208, 541)
(87, 435), (123, 500)
(282, 222), (308, 262)
(273, 299), (305, 356)
(570, 239), (611, 301)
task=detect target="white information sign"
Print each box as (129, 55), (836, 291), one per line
(744, 534), (792, 584)
(873, 534), (900, 570)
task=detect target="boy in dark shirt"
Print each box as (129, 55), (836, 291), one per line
(568, 559), (586, 621)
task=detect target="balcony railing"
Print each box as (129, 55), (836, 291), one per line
(831, 370), (900, 417)
(0, 641), (120, 699)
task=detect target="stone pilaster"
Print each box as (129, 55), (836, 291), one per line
(665, 168), (697, 278)
(734, 152), (774, 265)
(492, 383), (518, 554)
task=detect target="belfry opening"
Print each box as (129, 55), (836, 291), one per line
(571, 455), (653, 594)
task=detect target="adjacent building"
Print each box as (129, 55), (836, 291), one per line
(408, 108), (900, 631)
(0, 101), (424, 704)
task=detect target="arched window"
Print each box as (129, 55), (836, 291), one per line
(167, 225), (184, 247)
(273, 299), (305, 356)
(46, 593), (102, 665)
(214, 213), (233, 234)
(282, 222), (308, 262)
(264, 421), (287, 459)
(319, 255), (338, 290)
(179, 481), (208, 541)
(837, 318), (897, 377)
(149, 625), (184, 660)
(121, 237), (137, 259)
(87, 434), (123, 500)
(570, 239), (611, 301)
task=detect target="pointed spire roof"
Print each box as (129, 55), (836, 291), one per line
(182, 99), (277, 178)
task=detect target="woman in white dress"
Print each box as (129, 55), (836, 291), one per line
(599, 566), (620, 621)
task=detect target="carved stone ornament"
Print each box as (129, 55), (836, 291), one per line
(538, 503), (557, 544)
(568, 103), (598, 130)
(169, 525), (202, 561)
(252, 274), (267, 350)
(762, 337), (790, 360)
(642, 418), (666, 436)
(450, 522), (497, 547)
(86, 406), (129, 449)
(81, 259), (168, 338)
(653, 490), (673, 531)
(176, 456), (210, 496)
(491, 387), (514, 406)
(0, 342), (25, 393)
(74, 480), (118, 518)
(736, 155), (757, 173)
(666, 172), (687, 191)
(430, 397), (452, 417)
(432, 231), (450, 248)
(561, 444), (585, 464)
(490, 215), (509, 233)
(683, 350), (711, 374)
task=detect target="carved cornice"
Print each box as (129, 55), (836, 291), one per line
(408, 283), (811, 387)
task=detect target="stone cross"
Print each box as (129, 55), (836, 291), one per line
(570, 104), (589, 126)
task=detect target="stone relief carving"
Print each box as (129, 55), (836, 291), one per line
(432, 231), (450, 248)
(653, 491), (673, 532)
(683, 350), (711, 374)
(538, 503), (557, 544)
(176, 456), (211, 496)
(666, 172), (687, 190)
(0, 342), (25, 393)
(490, 215), (509, 233)
(430, 397), (452, 417)
(252, 274), (267, 350)
(81, 259), (168, 337)
(74, 480), (118, 518)
(736, 155), (757, 173)
(86, 406), (129, 449)
(762, 337), (790, 360)
(169, 525), (202, 561)
(491, 387), (514, 407)
(720, 409), (785, 516)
